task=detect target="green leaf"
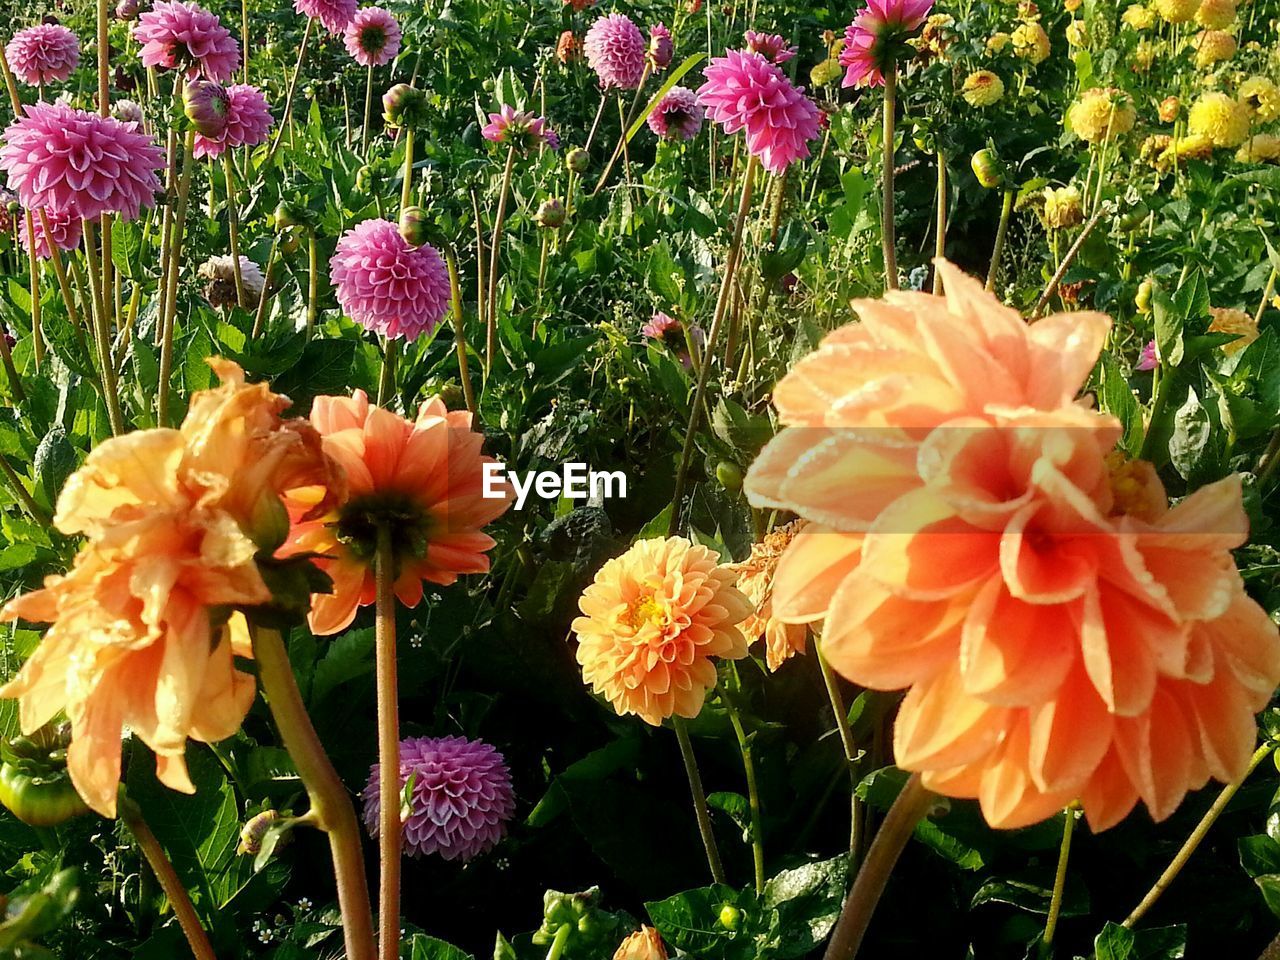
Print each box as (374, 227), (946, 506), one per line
(646, 883), (758, 960)
(760, 856), (848, 958)
(408, 934), (476, 960)
(1168, 386), (1216, 483)
(627, 54), (707, 142)
(527, 737), (641, 828)
(1152, 283), (1183, 368)
(32, 425), (75, 512)
(1100, 354), (1144, 455)
(309, 627), (374, 706)
(1093, 921), (1186, 959)
(711, 398), (773, 459)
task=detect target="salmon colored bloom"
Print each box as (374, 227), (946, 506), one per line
(731, 520), (809, 671)
(614, 927), (669, 960)
(0, 360), (339, 817)
(574, 537), (753, 725)
(745, 260), (1280, 831)
(282, 391), (511, 636)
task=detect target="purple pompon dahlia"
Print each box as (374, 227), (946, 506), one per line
(1136, 339), (1158, 371)
(0, 102), (164, 221)
(696, 50), (821, 175)
(744, 30), (797, 64)
(361, 735), (516, 862)
(133, 1), (240, 82)
(193, 83), (272, 159)
(647, 85), (703, 141)
(647, 23), (673, 70)
(6, 25), (80, 87)
(295, 0), (357, 34)
(19, 208), (82, 260)
(330, 218), (451, 340)
(481, 105), (557, 152)
(343, 6), (401, 66)
(839, 0), (933, 88)
(584, 13), (646, 90)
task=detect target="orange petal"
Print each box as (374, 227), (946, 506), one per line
(960, 576), (1076, 705)
(894, 663), (1011, 770)
(770, 525), (863, 623)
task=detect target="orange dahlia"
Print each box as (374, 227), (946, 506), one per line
(731, 520), (810, 671)
(574, 537), (753, 724)
(282, 390), (511, 635)
(745, 261), (1280, 831)
(614, 927), (669, 960)
(0, 360), (338, 817)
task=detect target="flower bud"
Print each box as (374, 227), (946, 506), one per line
(647, 24), (673, 70)
(238, 809), (281, 855)
(273, 200), (311, 232)
(398, 205), (431, 246)
(614, 927), (669, 960)
(115, 0), (139, 19)
(1158, 96), (1180, 123)
(716, 461), (743, 492)
(534, 198), (565, 229)
(183, 78), (230, 137)
(718, 903), (742, 930)
(382, 82), (428, 130)
(566, 147), (590, 173)
(1135, 278), (1153, 314)
(112, 99), (143, 124)
(970, 148), (1004, 188)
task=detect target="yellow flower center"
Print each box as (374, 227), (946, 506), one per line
(626, 594), (668, 629)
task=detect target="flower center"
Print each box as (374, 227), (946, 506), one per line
(360, 25), (386, 53)
(334, 491), (432, 563)
(625, 593), (668, 629)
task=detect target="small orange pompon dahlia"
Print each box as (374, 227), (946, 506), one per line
(731, 520), (810, 671)
(574, 537), (753, 724)
(745, 260), (1280, 831)
(282, 390), (512, 636)
(614, 926), (669, 960)
(0, 360), (341, 817)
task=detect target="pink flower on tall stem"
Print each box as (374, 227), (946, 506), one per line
(330, 218), (451, 340)
(6, 24), (80, 86)
(481, 104), (556, 152)
(19, 208), (81, 260)
(343, 6), (400, 66)
(697, 49), (821, 175)
(584, 13), (647, 89)
(0, 102), (163, 221)
(648, 22), (673, 69)
(296, 0), (358, 34)
(647, 86), (703, 141)
(840, 0), (934, 87)
(744, 30), (796, 64)
(1136, 339), (1158, 371)
(133, 0), (240, 82)
(193, 84), (272, 159)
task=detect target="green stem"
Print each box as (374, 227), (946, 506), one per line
(307, 231), (319, 337)
(816, 638), (862, 866)
(400, 128), (415, 211)
(1123, 743), (1275, 929)
(223, 153), (246, 308)
(0, 456), (47, 524)
(932, 151), (947, 295)
(23, 212), (43, 371)
(544, 924), (571, 960)
(252, 236), (278, 339)
(986, 189), (1014, 293)
(363, 64), (374, 154)
(590, 67), (652, 197)
(266, 17), (313, 162)
(1138, 357), (1176, 462)
(1044, 808), (1077, 946)
(446, 249), (478, 415)
(666, 154), (759, 538)
(374, 525), (401, 960)
(673, 716), (726, 884)
(1031, 205), (1105, 318)
(157, 131), (196, 427)
(881, 63), (898, 290)
(725, 692), (765, 894)
(250, 624), (377, 960)
(485, 145), (517, 373)
(82, 221), (126, 436)
(377, 337), (397, 407)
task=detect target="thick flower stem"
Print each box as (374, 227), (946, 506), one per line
(725, 693), (765, 894)
(583, 90), (609, 155)
(82, 221), (127, 436)
(985, 189), (1014, 293)
(446, 249), (478, 415)
(0, 455), (46, 523)
(120, 797), (217, 960)
(0, 332), (25, 404)
(544, 924), (571, 960)
(157, 131), (196, 426)
(880, 64), (898, 291)
(666, 154), (759, 538)
(484, 145), (517, 374)
(374, 525), (402, 960)
(400, 129), (415, 211)
(1123, 743), (1275, 929)
(1043, 808), (1077, 946)
(377, 337), (397, 407)
(241, 0), (250, 83)
(1031, 205), (1104, 318)
(932, 151), (947, 295)
(816, 638), (862, 867)
(223, 154), (246, 308)
(822, 772), (932, 960)
(363, 65), (374, 153)
(590, 66), (652, 197)
(23, 214), (44, 371)
(251, 236), (278, 339)
(251, 624), (376, 960)
(96, 0), (109, 115)
(673, 716), (726, 884)
(267, 17), (313, 161)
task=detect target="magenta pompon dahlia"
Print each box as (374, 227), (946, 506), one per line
(648, 22), (673, 70)
(1137, 339), (1158, 371)
(133, 1), (240, 82)
(744, 30), (797, 64)
(19, 208), (82, 261)
(343, 6), (401, 66)
(584, 13), (647, 90)
(481, 104), (555, 152)
(361, 735), (516, 862)
(696, 50), (821, 175)
(330, 218), (451, 340)
(0, 102), (164, 221)
(6, 24), (80, 87)
(840, 0), (934, 87)
(295, 0), (357, 34)
(193, 84), (272, 159)
(647, 85), (703, 141)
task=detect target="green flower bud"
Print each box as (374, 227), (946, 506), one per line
(716, 461), (743, 492)
(566, 147), (590, 174)
(718, 903), (742, 930)
(238, 810), (281, 855)
(1135, 278), (1153, 314)
(183, 78), (230, 137)
(383, 82), (428, 130)
(534, 198), (565, 229)
(970, 148), (1005, 189)
(398, 205), (431, 247)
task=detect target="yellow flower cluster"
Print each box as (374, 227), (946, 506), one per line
(809, 58), (842, 87)
(1011, 22), (1050, 63)
(1237, 134), (1280, 163)
(1068, 87), (1138, 142)
(1194, 29), (1236, 69)
(1239, 76), (1280, 123)
(1188, 90), (1251, 147)
(962, 69), (1005, 106)
(1154, 0), (1200, 23)
(1066, 19), (1089, 45)
(1122, 3), (1158, 28)
(987, 31), (1012, 52)
(1042, 185), (1084, 228)
(1195, 0), (1236, 28)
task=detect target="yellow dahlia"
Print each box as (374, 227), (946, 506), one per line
(1209, 307), (1259, 354)
(1122, 3), (1158, 28)
(1133, 40), (1156, 71)
(1068, 87), (1138, 143)
(1239, 76), (1280, 123)
(1066, 19), (1089, 45)
(731, 520), (809, 672)
(1195, 0), (1236, 28)
(1237, 133), (1280, 162)
(986, 31), (1012, 53)
(962, 70), (1005, 106)
(1194, 30), (1236, 69)
(1042, 185), (1084, 228)
(1188, 90), (1251, 147)
(1011, 22), (1050, 63)
(573, 537), (752, 725)
(1154, 0), (1200, 23)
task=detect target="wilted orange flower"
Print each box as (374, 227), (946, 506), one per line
(746, 261), (1280, 831)
(1208, 306), (1259, 354)
(732, 520), (809, 671)
(574, 537), (752, 725)
(282, 390), (511, 635)
(0, 360), (337, 817)
(614, 926), (669, 960)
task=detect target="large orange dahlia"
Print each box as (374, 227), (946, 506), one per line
(282, 391), (511, 635)
(745, 261), (1280, 830)
(574, 537), (754, 724)
(0, 360), (338, 816)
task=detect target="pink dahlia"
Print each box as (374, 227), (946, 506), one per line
(343, 6), (400, 66)
(745, 30), (797, 64)
(697, 50), (821, 175)
(361, 735), (516, 861)
(481, 104), (555, 152)
(193, 83), (272, 159)
(19, 208), (82, 260)
(584, 13), (646, 90)
(295, 0), (357, 34)
(6, 24), (80, 86)
(1136, 339), (1158, 371)
(330, 218), (451, 340)
(840, 0), (934, 87)
(133, 1), (239, 81)
(0, 102), (163, 221)
(648, 23), (673, 70)
(647, 85), (703, 141)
